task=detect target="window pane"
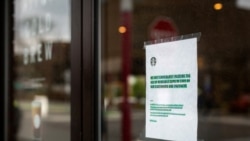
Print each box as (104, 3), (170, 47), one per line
(102, 0), (250, 140)
(13, 0), (71, 140)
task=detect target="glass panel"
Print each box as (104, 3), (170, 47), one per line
(101, 0), (250, 140)
(13, 0), (71, 140)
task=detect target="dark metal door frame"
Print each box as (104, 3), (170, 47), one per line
(4, 0), (14, 140)
(71, 0), (100, 140)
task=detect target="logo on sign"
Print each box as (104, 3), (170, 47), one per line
(151, 57), (157, 66)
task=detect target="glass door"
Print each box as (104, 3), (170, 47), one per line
(101, 0), (250, 141)
(12, 0), (71, 140)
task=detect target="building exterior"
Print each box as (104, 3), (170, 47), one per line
(2, 0), (250, 141)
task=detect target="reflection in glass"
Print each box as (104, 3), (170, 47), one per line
(13, 0), (71, 140)
(102, 0), (250, 140)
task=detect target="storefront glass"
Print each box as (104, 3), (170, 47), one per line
(13, 0), (71, 140)
(102, 0), (250, 140)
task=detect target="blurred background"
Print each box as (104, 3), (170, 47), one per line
(11, 0), (250, 141)
(102, 0), (250, 141)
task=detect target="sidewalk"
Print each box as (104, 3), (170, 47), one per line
(199, 114), (250, 126)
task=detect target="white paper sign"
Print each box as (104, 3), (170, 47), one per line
(145, 38), (198, 141)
